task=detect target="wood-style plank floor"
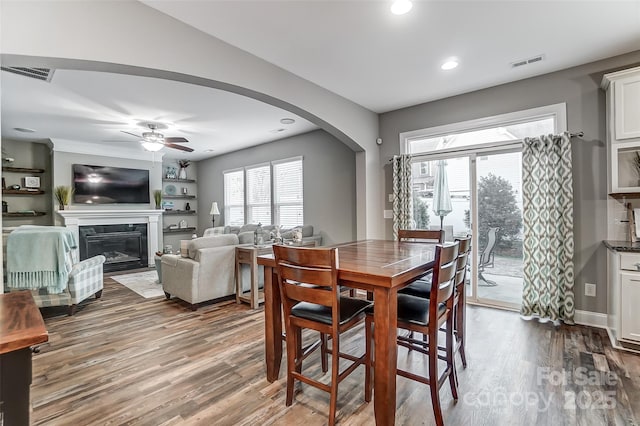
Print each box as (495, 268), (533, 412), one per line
(30, 275), (640, 425)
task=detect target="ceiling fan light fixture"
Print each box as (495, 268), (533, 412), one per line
(142, 131), (164, 143)
(141, 141), (164, 152)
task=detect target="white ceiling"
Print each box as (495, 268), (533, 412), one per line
(145, 0), (640, 113)
(0, 69), (318, 160)
(2, 1), (639, 161)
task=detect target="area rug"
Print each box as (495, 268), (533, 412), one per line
(111, 270), (165, 299)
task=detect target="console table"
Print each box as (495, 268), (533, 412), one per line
(235, 242), (316, 309)
(0, 291), (48, 425)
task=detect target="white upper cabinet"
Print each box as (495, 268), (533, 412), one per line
(602, 66), (640, 143)
(603, 66), (640, 193)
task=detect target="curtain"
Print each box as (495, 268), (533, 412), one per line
(521, 132), (575, 323)
(392, 154), (413, 240)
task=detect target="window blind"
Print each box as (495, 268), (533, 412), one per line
(246, 164), (271, 225)
(274, 159), (303, 227)
(223, 170), (244, 226)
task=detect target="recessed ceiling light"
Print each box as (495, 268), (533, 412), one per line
(204, 149), (215, 153)
(270, 128), (286, 133)
(391, 0), (412, 15)
(441, 60), (459, 71)
(13, 127), (36, 133)
(280, 118), (295, 125)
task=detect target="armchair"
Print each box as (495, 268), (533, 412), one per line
(161, 234), (239, 310)
(6, 225), (105, 315)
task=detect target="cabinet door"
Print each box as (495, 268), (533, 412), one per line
(614, 73), (640, 140)
(620, 272), (640, 342)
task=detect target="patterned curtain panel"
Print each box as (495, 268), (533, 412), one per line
(392, 154), (413, 240)
(521, 133), (575, 323)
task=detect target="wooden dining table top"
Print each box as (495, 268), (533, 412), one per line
(257, 239), (438, 288)
(0, 291), (48, 355)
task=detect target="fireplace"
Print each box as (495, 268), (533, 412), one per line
(79, 224), (148, 272)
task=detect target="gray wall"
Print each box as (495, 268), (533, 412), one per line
(197, 129), (357, 246)
(379, 50), (640, 314)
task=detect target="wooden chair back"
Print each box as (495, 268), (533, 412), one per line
(454, 236), (472, 287)
(398, 229), (444, 243)
(430, 242), (459, 307)
(273, 245), (339, 312)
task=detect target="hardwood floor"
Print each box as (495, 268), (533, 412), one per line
(30, 277), (640, 425)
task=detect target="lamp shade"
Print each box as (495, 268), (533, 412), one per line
(140, 141), (164, 152)
(210, 202), (220, 215)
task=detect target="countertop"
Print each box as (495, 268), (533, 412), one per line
(604, 240), (640, 252)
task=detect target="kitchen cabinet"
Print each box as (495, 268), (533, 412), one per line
(602, 66), (640, 194)
(606, 247), (640, 350)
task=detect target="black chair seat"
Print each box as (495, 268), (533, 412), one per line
(398, 276), (432, 298)
(292, 297), (372, 326)
(396, 294), (446, 326)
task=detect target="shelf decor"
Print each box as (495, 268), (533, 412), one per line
(54, 186), (73, 210)
(177, 159), (190, 180)
(153, 189), (162, 209)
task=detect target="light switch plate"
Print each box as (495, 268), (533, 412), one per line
(383, 210), (393, 219)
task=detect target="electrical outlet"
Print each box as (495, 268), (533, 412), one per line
(585, 283), (596, 297)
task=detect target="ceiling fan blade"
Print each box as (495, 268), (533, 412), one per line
(121, 130), (142, 138)
(165, 143), (194, 152)
(164, 137), (189, 143)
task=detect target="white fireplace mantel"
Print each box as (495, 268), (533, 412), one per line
(58, 209), (163, 267)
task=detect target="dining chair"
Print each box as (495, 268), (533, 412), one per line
(399, 236), (472, 368)
(273, 245), (373, 426)
(365, 242), (459, 426)
(398, 229), (445, 243)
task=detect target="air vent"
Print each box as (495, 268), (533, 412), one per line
(510, 54), (545, 69)
(1, 67), (54, 82)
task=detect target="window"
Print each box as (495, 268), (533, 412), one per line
(223, 169), (244, 226)
(273, 158), (303, 227)
(246, 164), (271, 225)
(223, 157), (304, 226)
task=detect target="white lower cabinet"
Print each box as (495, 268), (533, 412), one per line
(608, 250), (640, 347)
(620, 272), (640, 342)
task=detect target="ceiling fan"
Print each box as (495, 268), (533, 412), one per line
(121, 123), (193, 152)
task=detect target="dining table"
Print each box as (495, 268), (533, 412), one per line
(257, 239), (437, 425)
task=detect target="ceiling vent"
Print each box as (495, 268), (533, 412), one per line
(1, 67), (54, 82)
(510, 54), (544, 69)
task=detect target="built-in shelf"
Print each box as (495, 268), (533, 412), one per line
(163, 227), (197, 234)
(609, 192), (640, 199)
(163, 210), (196, 215)
(163, 195), (196, 199)
(162, 178), (196, 183)
(2, 189), (45, 195)
(2, 212), (46, 218)
(2, 167), (45, 174)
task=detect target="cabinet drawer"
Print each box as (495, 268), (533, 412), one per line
(619, 253), (640, 271)
(236, 249), (254, 263)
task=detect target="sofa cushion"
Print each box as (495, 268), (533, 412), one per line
(238, 231), (255, 244)
(187, 234), (239, 259)
(281, 225), (314, 239)
(239, 224), (260, 233)
(224, 226), (241, 235)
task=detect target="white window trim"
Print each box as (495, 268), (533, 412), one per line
(399, 103), (567, 156)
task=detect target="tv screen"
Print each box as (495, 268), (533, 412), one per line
(73, 164), (150, 204)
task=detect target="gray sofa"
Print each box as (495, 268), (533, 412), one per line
(204, 224), (322, 246)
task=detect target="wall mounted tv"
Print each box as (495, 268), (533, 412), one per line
(73, 164), (150, 204)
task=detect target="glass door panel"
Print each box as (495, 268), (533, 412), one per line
(474, 151), (524, 308)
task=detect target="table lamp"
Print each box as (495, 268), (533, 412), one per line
(210, 201), (220, 227)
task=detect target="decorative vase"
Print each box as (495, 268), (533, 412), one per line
(178, 167), (187, 180)
(59, 204), (65, 211)
(185, 202), (191, 211)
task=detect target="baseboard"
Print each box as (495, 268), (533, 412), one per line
(574, 309), (608, 329)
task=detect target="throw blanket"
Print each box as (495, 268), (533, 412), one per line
(7, 226), (77, 294)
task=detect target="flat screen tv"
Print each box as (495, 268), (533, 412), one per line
(73, 164), (150, 204)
